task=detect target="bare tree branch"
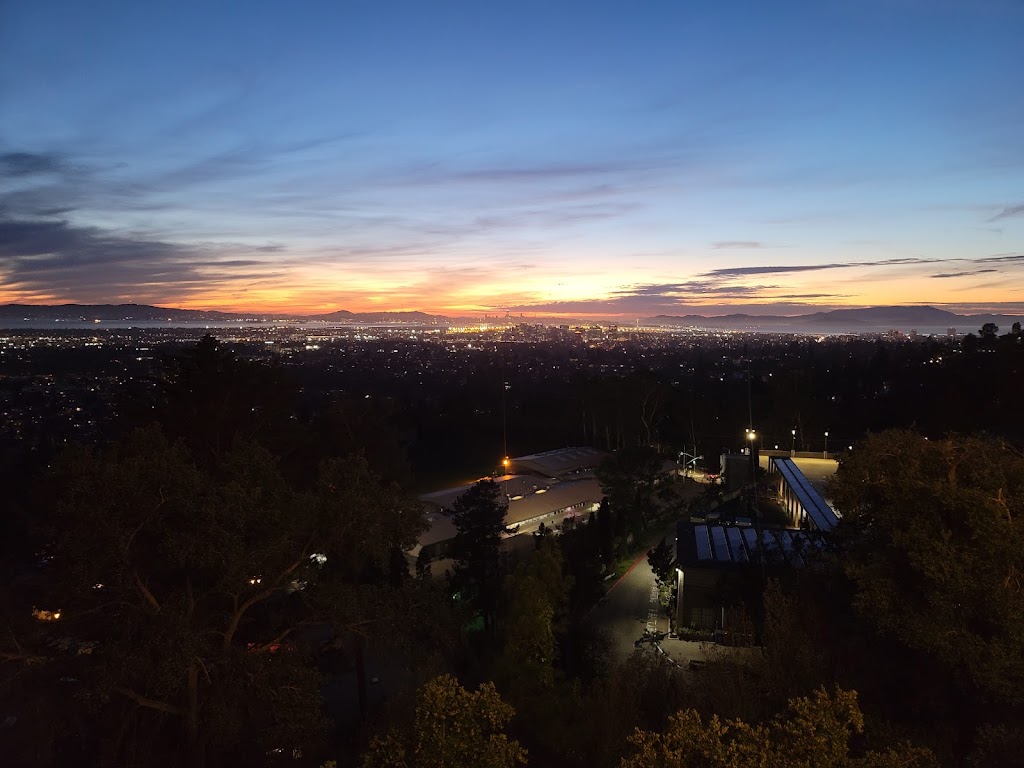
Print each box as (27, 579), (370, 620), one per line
(133, 569), (162, 612)
(0, 651), (49, 665)
(251, 628), (294, 653)
(114, 686), (183, 716)
(221, 534), (319, 649)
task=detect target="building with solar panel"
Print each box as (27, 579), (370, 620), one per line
(674, 456), (839, 631)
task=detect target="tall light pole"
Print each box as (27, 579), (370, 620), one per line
(791, 428), (796, 456)
(824, 431), (829, 458)
(746, 428), (764, 575)
(746, 429), (757, 477)
(678, 451), (702, 477)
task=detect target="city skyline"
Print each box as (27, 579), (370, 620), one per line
(2, 0), (1023, 316)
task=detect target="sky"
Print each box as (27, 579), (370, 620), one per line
(1, 0), (1023, 318)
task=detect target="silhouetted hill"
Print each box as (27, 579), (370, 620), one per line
(0, 303), (446, 325)
(0, 303), (239, 321)
(650, 305), (1023, 332)
(3, 302), (1021, 332)
(310, 310), (443, 323)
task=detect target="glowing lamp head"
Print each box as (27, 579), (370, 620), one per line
(746, 430), (756, 441)
(502, 457), (510, 467)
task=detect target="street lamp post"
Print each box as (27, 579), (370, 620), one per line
(791, 428), (796, 456)
(823, 431), (829, 458)
(746, 429), (757, 476)
(678, 451), (703, 477)
(745, 429), (762, 552)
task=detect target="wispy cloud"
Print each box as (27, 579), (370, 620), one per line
(930, 268), (998, 278)
(703, 264), (847, 277)
(988, 204), (1024, 222)
(0, 214), (283, 305)
(712, 241), (767, 249)
(448, 161), (653, 183)
(614, 281), (775, 298)
(978, 253), (1024, 263)
(697, 260), (929, 279)
(0, 151), (73, 178)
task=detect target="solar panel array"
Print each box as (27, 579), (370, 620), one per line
(683, 523), (817, 567)
(694, 524), (713, 561)
(771, 458), (839, 531)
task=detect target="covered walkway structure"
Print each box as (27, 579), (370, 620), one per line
(768, 457), (839, 531)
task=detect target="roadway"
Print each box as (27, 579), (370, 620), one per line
(588, 530), (669, 662)
(589, 460), (838, 668)
(587, 524), (755, 669)
(586, 476), (707, 665)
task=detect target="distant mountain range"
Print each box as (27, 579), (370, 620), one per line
(1, 303), (1022, 333)
(647, 305), (1024, 331)
(0, 303), (447, 325)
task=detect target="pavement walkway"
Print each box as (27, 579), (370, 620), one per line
(587, 474), (763, 670)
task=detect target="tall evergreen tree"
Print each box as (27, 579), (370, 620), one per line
(450, 479), (509, 633)
(647, 537), (676, 588)
(597, 446), (664, 532)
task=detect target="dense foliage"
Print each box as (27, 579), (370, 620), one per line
(4, 331), (1024, 767)
(829, 431), (1024, 704)
(361, 675), (527, 768)
(621, 687), (937, 768)
(1, 338), (439, 767)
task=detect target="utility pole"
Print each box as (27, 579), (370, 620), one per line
(746, 367), (754, 433)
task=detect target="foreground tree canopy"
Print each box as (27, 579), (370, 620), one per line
(828, 430), (1024, 704)
(8, 427), (425, 765)
(2, 339), (429, 767)
(621, 687), (936, 768)
(361, 674), (527, 768)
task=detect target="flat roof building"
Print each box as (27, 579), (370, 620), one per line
(674, 458), (838, 632)
(510, 446), (609, 479)
(419, 474), (556, 516)
(413, 475), (602, 563)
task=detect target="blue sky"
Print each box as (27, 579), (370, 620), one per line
(1, 0), (1022, 315)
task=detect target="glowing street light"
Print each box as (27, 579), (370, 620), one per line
(678, 451), (703, 476)
(824, 431), (829, 457)
(791, 428), (796, 454)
